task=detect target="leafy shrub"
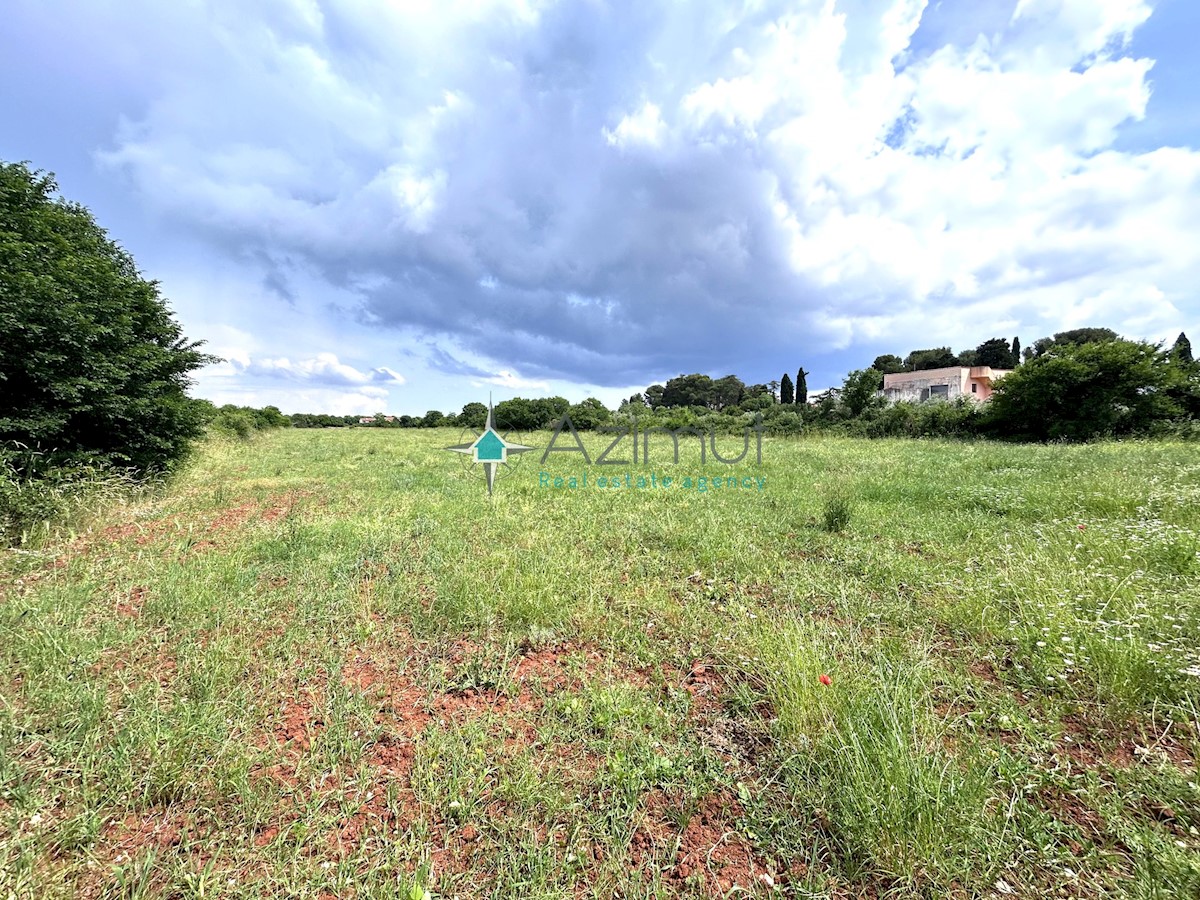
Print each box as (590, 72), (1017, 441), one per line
(202, 404), (290, 440)
(983, 339), (1185, 441)
(210, 408), (256, 439)
(849, 399), (983, 438)
(1, 162), (215, 475)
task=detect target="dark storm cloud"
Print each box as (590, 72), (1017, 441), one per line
(94, 0), (828, 385)
(11, 0), (1189, 397)
(425, 347), (492, 379)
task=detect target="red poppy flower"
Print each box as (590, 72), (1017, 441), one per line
(1077, 524), (1086, 531)
(819, 674), (832, 686)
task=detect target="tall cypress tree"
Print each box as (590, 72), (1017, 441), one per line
(795, 368), (808, 406)
(1011, 336), (1021, 366)
(780, 373), (794, 405)
(1173, 332), (1193, 364)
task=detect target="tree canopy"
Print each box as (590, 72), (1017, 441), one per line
(1172, 332), (1193, 365)
(1023, 327), (1118, 361)
(458, 402), (488, 429)
(904, 348), (959, 371)
(986, 339), (1183, 441)
(841, 368), (884, 416)
(0, 161), (214, 475)
(871, 354), (905, 375)
(973, 337), (1019, 369)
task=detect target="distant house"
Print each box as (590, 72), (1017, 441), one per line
(359, 416), (376, 424)
(883, 366), (1011, 403)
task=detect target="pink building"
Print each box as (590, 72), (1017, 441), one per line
(882, 366), (1011, 403)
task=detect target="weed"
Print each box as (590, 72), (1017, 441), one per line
(821, 486), (854, 532)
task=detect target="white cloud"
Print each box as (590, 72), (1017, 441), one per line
(230, 352), (405, 386)
(197, 385), (393, 416)
(604, 102), (667, 148)
(471, 370), (551, 391)
(1008, 0), (1152, 65)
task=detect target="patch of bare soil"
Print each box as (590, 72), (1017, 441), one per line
(680, 659), (724, 706)
(431, 642), (604, 717)
(326, 787), (400, 859)
(1058, 713), (1197, 773)
(76, 807), (202, 899)
(1039, 785), (1111, 848)
(249, 671), (333, 794)
(967, 657), (1004, 688)
(63, 491), (312, 564)
(116, 585), (148, 618)
(274, 696), (325, 751)
(631, 791), (780, 896)
(314, 645), (611, 865)
(89, 643), (178, 695)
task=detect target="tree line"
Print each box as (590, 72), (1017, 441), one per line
(815, 329), (1197, 440)
(261, 328), (1200, 445)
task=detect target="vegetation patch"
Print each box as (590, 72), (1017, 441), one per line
(3, 429), (1199, 898)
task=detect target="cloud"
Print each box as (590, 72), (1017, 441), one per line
(198, 384), (392, 416)
(471, 370), (551, 391)
(230, 352), (405, 386)
(53, 0), (1197, 387)
(604, 102), (667, 148)
(425, 346), (493, 378)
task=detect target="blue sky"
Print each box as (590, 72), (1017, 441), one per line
(3, 0), (1197, 414)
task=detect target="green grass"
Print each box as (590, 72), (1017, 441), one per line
(1, 428), (1199, 898)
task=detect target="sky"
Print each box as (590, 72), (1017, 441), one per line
(2, 0), (1198, 414)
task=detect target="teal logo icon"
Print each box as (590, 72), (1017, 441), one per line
(446, 398), (535, 495)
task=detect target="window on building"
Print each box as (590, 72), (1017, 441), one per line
(971, 383), (978, 394)
(930, 384), (949, 398)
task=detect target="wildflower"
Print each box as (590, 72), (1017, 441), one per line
(819, 674), (832, 686)
(1078, 524), (1086, 531)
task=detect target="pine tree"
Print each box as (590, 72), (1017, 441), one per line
(795, 368), (808, 406)
(1173, 332), (1193, 364)
(1011, 336), (1021, 366)
(780, 373), (794, 405)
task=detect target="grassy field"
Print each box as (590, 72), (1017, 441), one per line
(1, 427), (1198, 899)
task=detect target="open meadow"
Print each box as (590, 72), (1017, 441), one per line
(2, 428), (1199, 899)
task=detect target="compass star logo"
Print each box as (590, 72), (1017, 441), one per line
(445, 398), (535, 495)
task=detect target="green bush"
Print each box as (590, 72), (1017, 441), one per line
(204, 404), (291, 440)
(210, 408), (256, 440)
(1, 161), (216, 475)
(984, 339), (1186, 441)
